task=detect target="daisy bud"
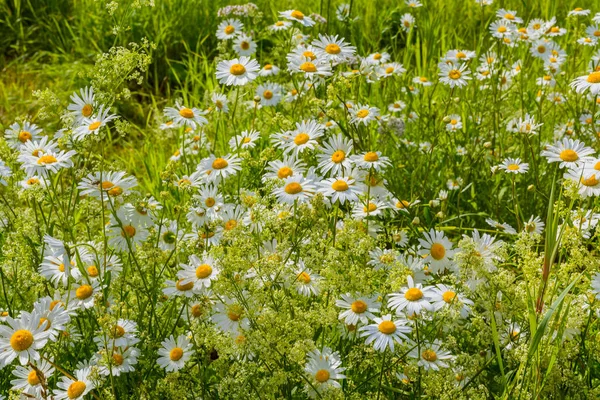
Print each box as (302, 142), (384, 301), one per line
(442, 115), (451, 123)
(435, 211), (445, 219)
(453, 97), (460, 103)
(483, 141), (492, 148)
(253, 95), (261, 103)
(430, 200), (440, 208)
(527, 184), (535, 191)
(411, 217), (420, 225)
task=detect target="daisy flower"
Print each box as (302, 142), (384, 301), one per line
(498, 158), (529, 174)
(157, 334), (193, 372)
(263, 156), (306, 181)
(10, 359), (55, 398)
(430, 284), (474, 318)
(352, 151), (391, 171)
(68, 86), (96, 125)
(216, 18), (243, 40)
(162, 279), (196, 298)
(388, 275), (435, 316)
(33, 297), (71, 341)
(288, 56), (332, 78)
(197, 154), (242, 183)
(177, 253), (220, 292)
(349, 104), (379, 125)
(78, 170), (137, 200)
(212, 298), (250, 335)
(409, 340), (453, 371)
(541, 138), (595, 168)
(524, 215), (545, 235)
(270, 20), (292, 31)
(564, 164), (600, 198)
(233, 33), (257, 56)
(280, 10), (315, 27)
(312, 34), (356, 65)
(216, 56), (260, 86)
(107, 205), (150, 251)
(21, 148), (76, 177)
(318, 176), (362, 204)
(317, 133), (354, 176)
(272, 174), (316, 205)
(439, 62), (471, 88)
(255, 82), (282, 106)
(0, 312), (50, 366)
(359, 314), (412, 352)
(229, 129), (260, 150)
(486, 218), (517, 235)
(211, 92), (229, 113)
(336, 294), (380, 325)
(305, 347), (346, 398)
(69, 280), (102, 310)
(418, 229), (456, 273)
(568, 7), (590, 17)
(400, 14), (415, 32)
(282, 119), (324, 155)
(157, 220), (184, 251)
(72, 105), (118, 141)
(53, 367), (94, 400)
(163, 103), (208, 129)
(571, 71), (600, 95)
(294, 261), (322, 297)
(4, 121), (42, 149)
(259, 63), (280, 77)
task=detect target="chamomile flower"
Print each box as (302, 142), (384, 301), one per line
(572, 71), (600, 95)
(233, 33), (257, 56)
(178, 254), (221, 292)
(229, 129), (260, 150)
(486, 218), (517, 235)
(157, 220), (184, 251)
(73, 105), (118, 141)
(107, 206), (150, 251)
(318, 176), (362, 204)
(212, 298), (250, 335)
(409, 340), (453, 370)
(98, 346), (140, 376)
(11, 359), (55, 398)
(53, 367), (94, 400)
(163, 279), (196, 298)
(4, 121), (42, 149)
(439, 62), (471, 88)
(32, 297), (71, 341)
(197, 154), (242, 182)
(216, 56), (260, 86)
(68, 86), (96, 125)
(418, 229), (456, 272)
(336, 294), (380, 325)
(157, 334), (193, 372)
(564, 164), (600, 197)
(272, 174), (316, 205)
(21, 148), (76, 177)
(294, 261), (322, 297)
(312, 34), (356, 65)
(400, 14), (416, 32)
(524, 215), (545, 235)
(430, 285), (473, 317)
(264, 156), (306, 181)
(163, 103), (208, 129)
(216, 18), (243, 40)
(541, 138), (595, 168)
(282, 119), (324, 155)
(69, 280), (101, 310)
(317, 134), (354, 176)
(0, 312), (50, 366)
(352, 151), (391, 171)
(360, 314), (412, 352)
(270, 20), (292, 31)
(305, 347), (346, 398)
(498, 158), (529, 174)
(255, 82), (282, 106)
(349, 104), (379, 125)
(288, 56), (332, 78)
(280, 10), (315, 27)
(211, 92), (229, 113)
(388, 276), (434, 315)
(78, 171), (137, 201)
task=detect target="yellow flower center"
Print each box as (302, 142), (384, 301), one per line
(385, 66), (395, 74)
(224, 25), (235, 34)
(498, 26), (507, 33)
(240, 41), (250, 50)
(112, 352), (124, 366)
(191, 304), (203, 317)
(37, 155), (57, 165)
(196, 264), (213, 279)
(88, 121), (101, 131)
(224, 219), (238, 230)
(278, 166), (293, 179)
(284, 182), (303, 194)
(430, 243), (446, 260)
(170, 347), (184, 361)
(10, 329), (34, 351)
(559, 149), (578, 162)
(294, 133), (310, 145)
(264, 64), (272, 70)
(331, 179), (349, 191)
(176, 279), (194, 291)
(82, 104), (93, 117)
(422, 349), (438, 362)
(504, 13), (515, 20)
(227, 305), (243, 321)
(351, 300), (368, 313)
(299, 62), (317, 73)
(50, 300), (62, 310)
(581, 176), (599, 186)
(121, 225), (136, 238)
(263, 90), (273, 99)
(111, 325), (125, 338)
(67, 381), (86, 399)
(76, 284), (93, 300)
(315, 369), (330, 382)
(396, 200), (410, 209)
(405, 287), (423, 301)
(27, 369), (40, 385)
(331, 150), (345, 163)
(27, 177), (40, 185)
(39, 317), (51, 330)
(507, 164), (520, 171)
(378, 320), (397, 334)
(574, 7), (583, 11)
(108, 186), (123, 196)
(587, 71), (600, 83)
(205, 197), (216, 207)
(363, 202), (377, 213)
(229, 63), (246, 76)
(179, 108), (194, 119)
(212, 158), (229, 169)
(364, 151), (379, 162)
(325, 43), (341, 54)
(302, 51), (316, 60)
(297, 271), (311, 284)
(442, 291), (456, 303)
(18, 131), (32, 142)
(291, 10), (304, 19)
(58, 263), (65, 272)
(356, 109), (370, 118)
(449, 69), (461, 80)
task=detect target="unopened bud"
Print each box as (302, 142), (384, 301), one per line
(253, 95), (261, 103)
(483, 141), (492, 148)
(411, 217), (420, 225)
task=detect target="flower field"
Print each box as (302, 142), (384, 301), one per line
(2, 0), (600, 398)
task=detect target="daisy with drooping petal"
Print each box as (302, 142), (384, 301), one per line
(197, 154), (242, 183)
(157, 334), (193, 372)
(541, 138), (595, 168)
(318, 176), (362, 204)
(317, 134), (354, 176)
(73, 105), (118, 141)
(0, 311), (50, 366)
(359, 314), (412, 352)
(4, 121), (42, 149)
(304, 347), (346, 398)
(163, 103), (208, 129)
(68, 86), (96, 125)
(336, 294), (380, 325)
(418, 229), (456, 273)
(280, 10), (315, 27)
(216, 18), (243, 40)
(388, 276), (435, 316)
(216, 56), (260, 86)
(409, 340), (453, 371)
(498, 158), (529, 174)
(53, 366), (94, 400)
